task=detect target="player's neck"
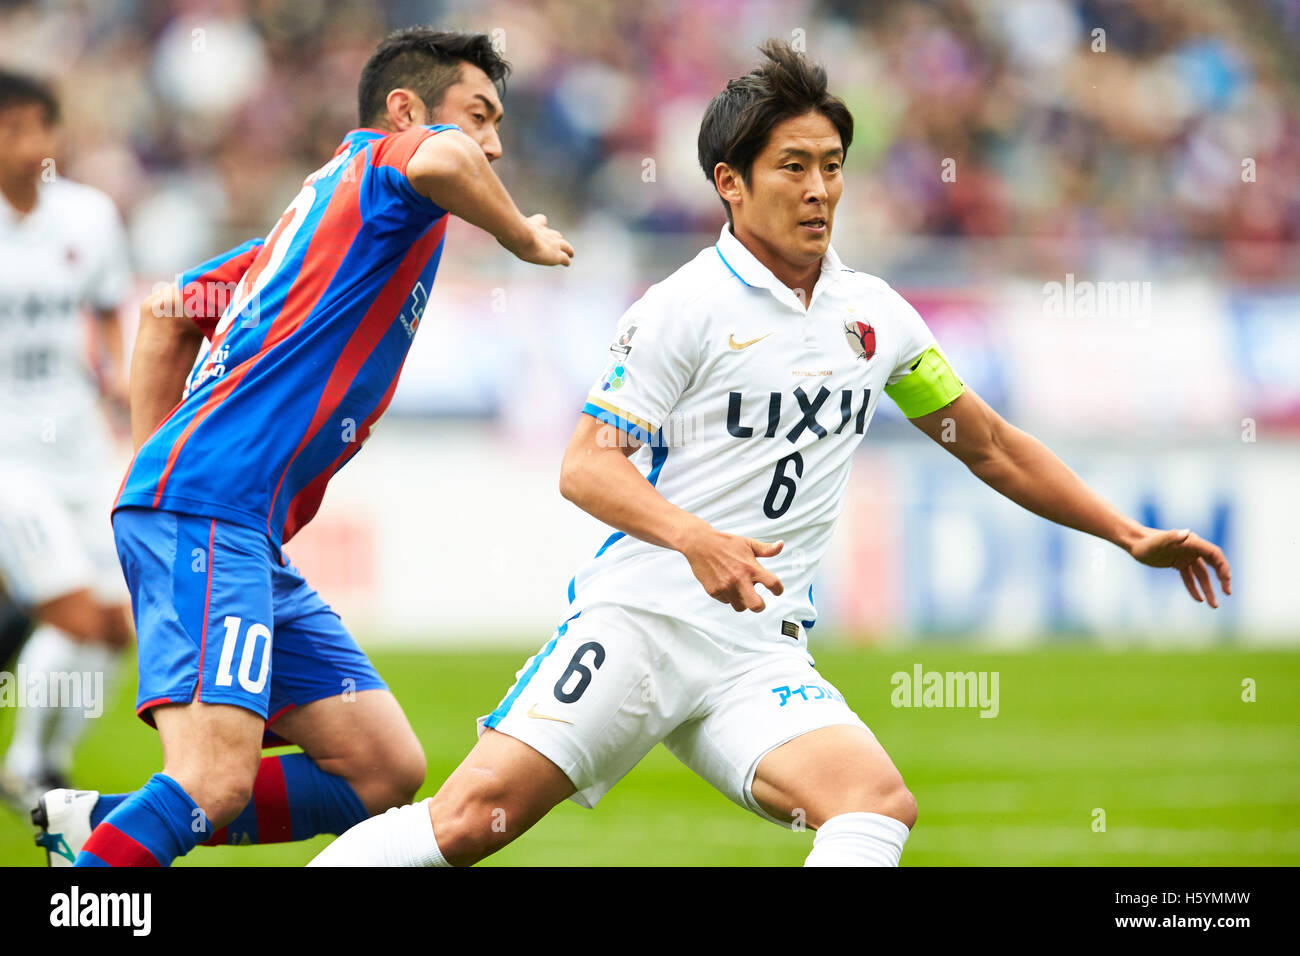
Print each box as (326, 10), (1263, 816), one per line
(729, 222), (820, 309)
(0, 174), (39, 217)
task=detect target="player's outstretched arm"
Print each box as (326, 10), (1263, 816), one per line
(558, 414), (784, 612)
(910, 388), (1232, 607)
(405, 129), (573, 266)
(128, 284), (205, 451)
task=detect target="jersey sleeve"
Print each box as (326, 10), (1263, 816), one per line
(883, 287), (965, 418)
(86, 198), (132, 312)
(581, 288), (697, 445)
(178, 239), (265, 339)
(370, 123), (462, 216)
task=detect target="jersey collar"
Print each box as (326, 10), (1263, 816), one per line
(714, 223), (845, 311)
(343, 127), (387, 144)
(341, 123), (462, 144)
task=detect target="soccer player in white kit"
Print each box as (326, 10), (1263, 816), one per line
(0, 71), (133, 805)
(311, 41), (1232, 867)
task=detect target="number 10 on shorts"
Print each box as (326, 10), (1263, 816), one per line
(215, 615), (272, 694)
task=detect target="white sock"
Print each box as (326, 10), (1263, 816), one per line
(308, 798), (450, 867)
(804, 811), (911, 867)
(3, 625), (84, 781)
(45, 640), (122, 776)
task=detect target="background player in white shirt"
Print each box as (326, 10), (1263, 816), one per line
(311, 40), (1232, 867)
(0, 71), (133, 807)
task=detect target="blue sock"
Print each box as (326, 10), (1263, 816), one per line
(279, 752), (370, 840)
(75, 773), (201, 866)
(82, 755), (369, 855)
(201, 753), (369, 845)
(90, 792), (129, 829)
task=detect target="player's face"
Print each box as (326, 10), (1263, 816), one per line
(731, 111), (844, 270)
(428, 63), (504, 163)
(0, 102), (56, 185)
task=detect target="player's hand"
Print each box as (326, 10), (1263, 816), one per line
(1129, 527), (1232, 608)
(501, 213), (574, 266)
(680, 527), (785, 613)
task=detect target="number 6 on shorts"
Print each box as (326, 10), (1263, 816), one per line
(554, 641), (605, 703)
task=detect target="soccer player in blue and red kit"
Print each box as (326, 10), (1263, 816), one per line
(31, 28), (574, 866)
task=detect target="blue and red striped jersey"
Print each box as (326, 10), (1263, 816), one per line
(117, 125), (458, 544)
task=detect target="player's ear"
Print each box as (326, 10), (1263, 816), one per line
(384, 88), (427, 131)
(714, 162), (744, 210)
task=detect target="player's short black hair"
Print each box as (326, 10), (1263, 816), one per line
(0, 69), (59, 124)
(698, 39), (853, 221)
(357, 27), (510, 127)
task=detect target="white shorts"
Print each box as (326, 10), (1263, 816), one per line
(0, 465), (125, 608)
(478, 603), (871, 827)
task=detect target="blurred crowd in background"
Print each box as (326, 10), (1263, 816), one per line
(2, 0), (1298, 281)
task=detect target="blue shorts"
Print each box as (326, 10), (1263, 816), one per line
(113, 507), (386, 736)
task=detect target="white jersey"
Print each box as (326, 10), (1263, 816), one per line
(0, 177), (130, 499)
(570, 224), (941, 650)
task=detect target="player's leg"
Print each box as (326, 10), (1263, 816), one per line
(76, 691), (413, 855)
(67, 508), (274, 866)
(310, 606), (701, 866)
(0, 474), (126, 799)
(77, 540), (422, 855)
(666, 649), (915, 867)
(187, 557), (427, 845)
(752, 724), (916, 866)
(2, 590), (100, 781)
(309, 725), (575, 867)
(258, 555), (427, 818)
(40, 496), (136, 784)
(265, 691), (424, 814)
(71, 699), (264, 866)
(429, 726), (578, 864)
(187, 689), (425, 847)
(32, 598), (131, 789)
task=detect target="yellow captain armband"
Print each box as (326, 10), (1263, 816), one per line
(883, 345), (965, 419)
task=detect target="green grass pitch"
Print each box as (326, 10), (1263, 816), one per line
(2, 645), (1297, 866)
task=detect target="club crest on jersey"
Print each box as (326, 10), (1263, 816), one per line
(602, 364), (627, 391)
(844, 320), (876, 361)
(610, 325), (637, 356)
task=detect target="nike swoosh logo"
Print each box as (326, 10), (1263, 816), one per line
(526, 703), (573, 724)
(729, 332), (772, 351)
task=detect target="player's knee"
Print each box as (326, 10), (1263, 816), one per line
(821, 774), (917, 831)
(339, 734), (426, 813)
(186, 772), (256, 829)
(393, 744), (427, 804)
(166, 756), (259, 828)
(865, 777), (917, 830)
(886, 783), (918, 830)
(427, 784), (513, 866)
(370, 742), (426, 810)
